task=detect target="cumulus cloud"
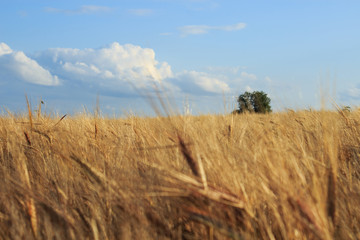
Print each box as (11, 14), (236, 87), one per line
(32, 42), (231, 96)
(44, 5), (111, 15)
(179, 22), (246, 36)
(33, 42), (173, 92)
(27, 42), (233, 96)
(0, 43), (60, 86)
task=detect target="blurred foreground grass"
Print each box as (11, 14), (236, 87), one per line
(0, 108), (359, 239)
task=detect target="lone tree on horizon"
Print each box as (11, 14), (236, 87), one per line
(236, 91), (272, 114)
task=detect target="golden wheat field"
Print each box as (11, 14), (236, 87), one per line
(0, 106), (360, 239)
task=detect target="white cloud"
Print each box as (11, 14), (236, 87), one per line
(179, 22), (246, 36)
(0, 43), (60, 86)
(0, 43), (12, 55)
(33, 42), (173, 91)
(173, 70), (230, 94)
(44, 5), (111, 15)
(221, 23), (247, 31)
(240, 71), (257, 80)
(29, 42), (234, 96)
(128, 9), (154, 16)
(179, 25), (210, 35)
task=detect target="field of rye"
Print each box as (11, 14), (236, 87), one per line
(0, 105), (360, 239)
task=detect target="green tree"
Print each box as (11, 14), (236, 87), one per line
(236, 91), (272, 114)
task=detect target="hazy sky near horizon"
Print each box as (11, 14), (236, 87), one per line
(1, 0), (360, 115)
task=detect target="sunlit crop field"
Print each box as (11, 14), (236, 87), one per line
(0, 108), (359, 239)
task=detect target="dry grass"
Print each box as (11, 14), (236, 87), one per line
(0, 106), (360, 239)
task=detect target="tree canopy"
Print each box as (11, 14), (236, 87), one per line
(236, 91), (272, 114)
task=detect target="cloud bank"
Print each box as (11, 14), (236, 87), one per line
(0, 42), (279, 114)
(1, 42), (234, 97)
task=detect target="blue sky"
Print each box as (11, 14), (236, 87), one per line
(1, 0), (360, 115)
